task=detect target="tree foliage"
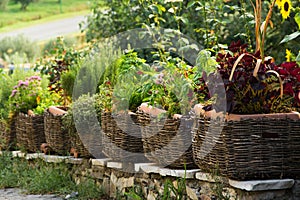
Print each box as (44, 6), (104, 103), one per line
(14, 0), (35, 10)
(82, 0), (300, 63)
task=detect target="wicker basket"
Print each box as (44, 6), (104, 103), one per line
(66, 119), (96, 158)
(288, 119), (300, 179)
(101, 111), (146, 162)
(15, 112), (46, 153)
(137, 109), (197, 169)
(192, 111), (300, 180)
(0, 117), (17, 150)
(44, 107), (71, 155)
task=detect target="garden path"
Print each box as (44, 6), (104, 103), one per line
(0, 15), (86, 42)
(0, 188), (63, 200)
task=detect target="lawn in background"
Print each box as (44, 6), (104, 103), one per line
(0, 0), (96, 31)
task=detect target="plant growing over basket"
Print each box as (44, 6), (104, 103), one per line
(111, 50), (153, 112)
(139, 56), (197, 117)
(197, 41), (300, 114)
(95, 50), (152, 113)
(195, 0), (300, 114)
(0, 68), (36, 120)
(8, 75), (60, 115)
(111, 48), (206, 117)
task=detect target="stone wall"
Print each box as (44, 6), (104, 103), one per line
(3, 151), (300, 200)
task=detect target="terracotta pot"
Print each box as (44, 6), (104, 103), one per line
(138, 103), (166, 116)
(48, 106), (67, 116)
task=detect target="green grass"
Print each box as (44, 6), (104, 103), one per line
(0, 0), (94, 31)
(0, 152), (108, 199)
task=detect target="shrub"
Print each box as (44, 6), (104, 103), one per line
(34, 36), (90, 105)
(72, 41), (122, 100)
(0, 0), (9, 10)
(0, 35), (40, 63)
(0, 67), (36, 120)
(41, 37), (78, 56)
(14, 0), (35, 11)
(8, 74), (58, 115)
(83, 0), (300, 62)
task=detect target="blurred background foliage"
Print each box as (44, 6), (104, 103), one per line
(82, 0), (299, 63)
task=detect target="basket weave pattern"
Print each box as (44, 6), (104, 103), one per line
(192, 115), (300, 180)
(71, 115), (103, 158)
(0, 118), (16, 150)
(44, 109), (71, 155)
(137, 110), (197, 169)
(288, 119), (300, 178)
(68, 124), (92, 158)
(101, 112), (145, 162)
(16, 112), (45, 152)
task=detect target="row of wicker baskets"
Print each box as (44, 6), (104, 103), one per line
(0, 107), (92, 158)
(1, 104), (300, 181)
(100, 104), (300, 180)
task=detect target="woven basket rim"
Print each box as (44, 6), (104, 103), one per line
(226, 111), (300, 121)
(193, 104), (300, 121)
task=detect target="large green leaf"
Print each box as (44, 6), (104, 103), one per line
(280, 31), (300, 44)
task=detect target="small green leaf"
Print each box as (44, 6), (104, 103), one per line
(148, 14), (155, 19)
(280, 31), (300, 44)
(187, 1), (196, 8)
(156, 4), (166, 14)
(217, 43), (228, 49)
(296, 51), (300, 62)
(295, 12), (300, 30)
(168, 7), (175, 14)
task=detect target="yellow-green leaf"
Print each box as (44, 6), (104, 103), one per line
(295, 12), (300, 30)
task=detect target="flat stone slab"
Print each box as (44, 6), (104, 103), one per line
(0, 151), (31, 158)
(134, 163), (156, 172)
(43, 155), (72, 163)
(65, 157), (84, 165)
(26, 153), (44, 160)
(91, 158), (111, 167)
(140, 165), (161, 174)
(12, 151), (26, 158)
(139, 164), (200, 179)
(107, 161), (123, 169)
(195, 172), (227, 183)
(229, 179), (295, 191)
(159, 168), (200, 179)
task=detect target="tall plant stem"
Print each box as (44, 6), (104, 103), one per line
(241, 0), (253, 52)
(203, 2), (209, 48)
(254, 0), (262, 53)
(261, 0), (276, 61)
(252, 0), (276, 61)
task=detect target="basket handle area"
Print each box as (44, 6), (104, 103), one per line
(266, 70), (283, 98)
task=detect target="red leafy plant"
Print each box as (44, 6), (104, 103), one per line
(198, 41), (300, 114)
(275, 61), (300, 109)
